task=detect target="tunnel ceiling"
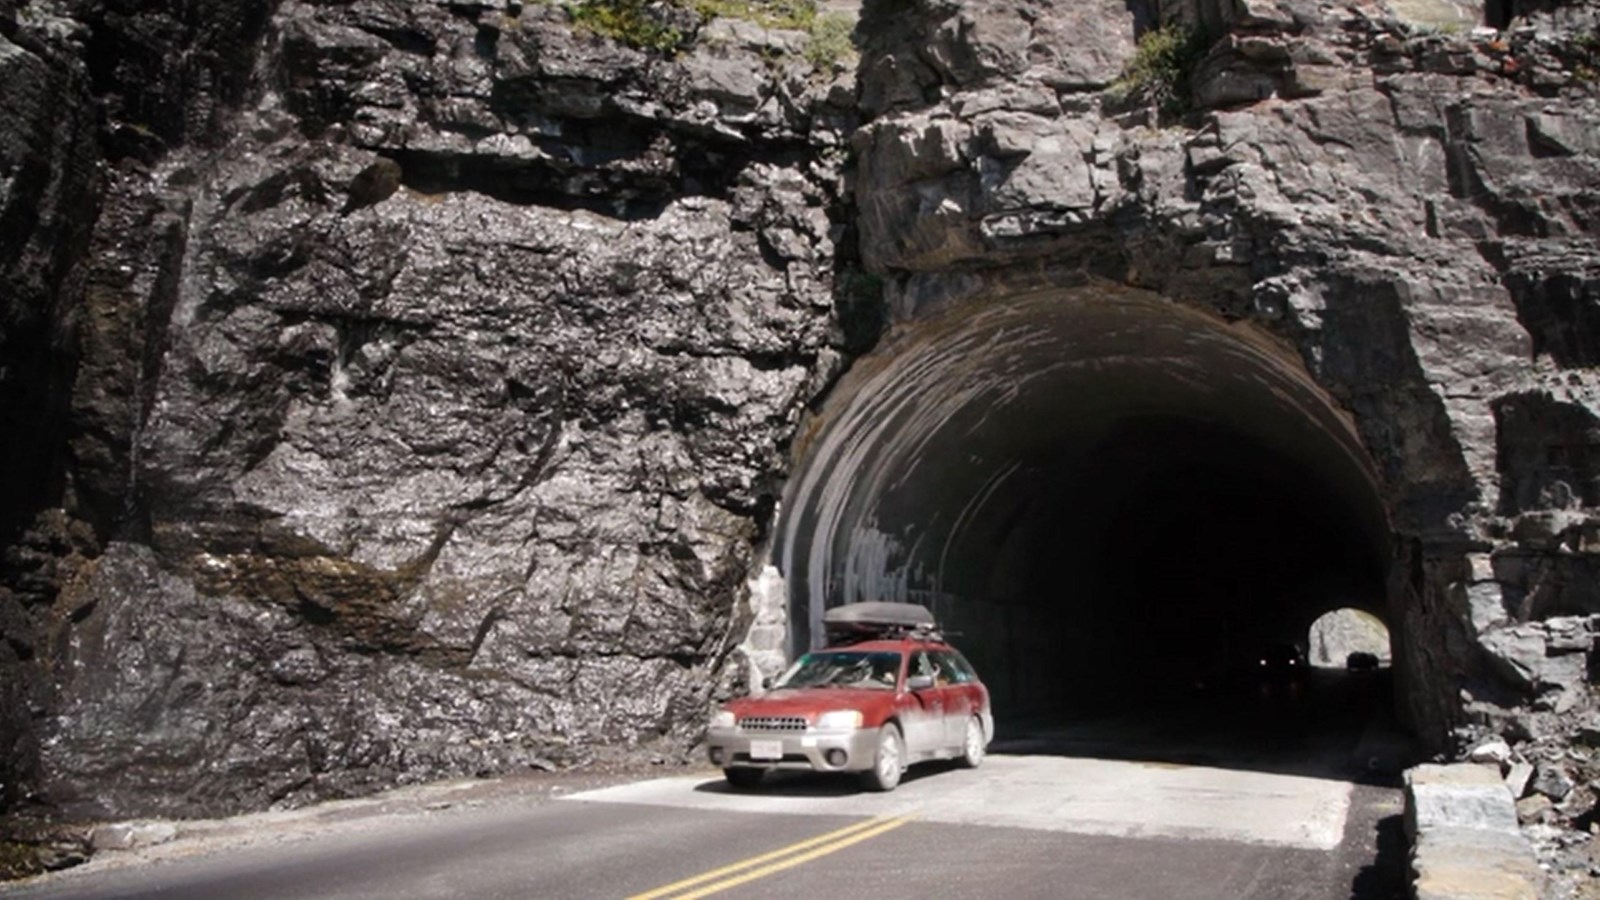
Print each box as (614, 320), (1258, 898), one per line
(777, 286), (1394, 714)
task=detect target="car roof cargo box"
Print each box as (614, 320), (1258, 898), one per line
(822, 602), (939, 644)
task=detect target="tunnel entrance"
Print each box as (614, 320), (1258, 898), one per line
(775, 286), (1396, 745)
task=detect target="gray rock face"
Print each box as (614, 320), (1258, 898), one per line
(843, 0), (1598, 882)
(2, 0), (853, 820)
(0, 2), (1598, 883)
(1, 1), (107, 822)
(853, 0), (1599, 707)
(0, 5), (98, 540)
(1477, 618), (1593, 699)
(40, 541), (730, 816)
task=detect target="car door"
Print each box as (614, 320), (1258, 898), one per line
(901, 650), (945, 755)
(932, 650), (973, 749)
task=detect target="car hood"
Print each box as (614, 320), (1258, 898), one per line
(726, 688), (897, 719)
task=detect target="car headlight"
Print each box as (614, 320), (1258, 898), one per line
(816, 710), (863, 730)
(710, 710), (736, 729)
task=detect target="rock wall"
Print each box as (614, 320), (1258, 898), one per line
(1, 0), (856, 820)
(0, 0), (1597, 880)
(846, 0), (1598, 882)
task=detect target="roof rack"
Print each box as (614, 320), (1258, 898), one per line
(822, 602), (943, 645)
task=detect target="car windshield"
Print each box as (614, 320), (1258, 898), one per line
(775, 651), (901, 691)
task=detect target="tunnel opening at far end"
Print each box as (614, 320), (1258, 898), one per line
(775, 286), (1397, 753)
(1308, 608), (1393, 669)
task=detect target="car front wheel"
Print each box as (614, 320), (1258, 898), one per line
(958, 716), (985, 769)
(861, 723), (904, 792)
(724, 767), (763, 789)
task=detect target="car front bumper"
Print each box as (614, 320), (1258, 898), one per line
(706, 726), (883, 773)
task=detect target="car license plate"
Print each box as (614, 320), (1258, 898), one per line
(749, 740), (783, 761)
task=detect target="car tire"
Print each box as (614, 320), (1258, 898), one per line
(861, 723), (904, 792)
(723, 767), (763, 789)
(957, 716), (985, 769)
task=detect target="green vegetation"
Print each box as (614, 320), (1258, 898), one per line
(570, 0), (686, 53)
(804, 12), (856, 73)
(1109, 25), (1210, 118)
(566, 0), (857, 70)
(692, 0), (816, 30)
(0, 842), (41, 881)
(1570, 30), (1599, 83)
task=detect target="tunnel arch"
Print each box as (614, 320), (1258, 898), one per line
(775, 285), (1395, 718)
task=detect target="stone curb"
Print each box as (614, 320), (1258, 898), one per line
(1405, 763), (1543, 900)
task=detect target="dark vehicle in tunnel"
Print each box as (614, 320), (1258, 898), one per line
(1256, 642), (1308, 681)
(1346, 651), (1381, 671)
(706, 603), (992, 791)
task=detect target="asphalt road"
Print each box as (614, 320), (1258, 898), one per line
(4, 671), (1410, 900)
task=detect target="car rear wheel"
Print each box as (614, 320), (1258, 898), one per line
(724, 767), (763, 789)
(861, 723), (904, 792)
(957, 716), (985, 769)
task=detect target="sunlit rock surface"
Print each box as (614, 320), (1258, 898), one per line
(1, 0), (853, 818)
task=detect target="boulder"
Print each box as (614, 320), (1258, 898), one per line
(89, 821), (179, 852)
(1531, 764), (1576, 802)
(1406, 764), (1544, 900)
(1469, 739), (1514, 767)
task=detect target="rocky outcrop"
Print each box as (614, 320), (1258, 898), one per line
(1, 0), (856, 823)
(1, 0), (106, 826)
(846, 0), (1598, 887)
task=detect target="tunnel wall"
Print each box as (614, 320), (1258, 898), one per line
(775, 286), (1395, 714)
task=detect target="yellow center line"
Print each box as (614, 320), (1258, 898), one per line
(669, 816), (913, 900)
(626, 815), (914, 900)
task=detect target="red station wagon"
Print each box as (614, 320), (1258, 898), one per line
(705, 603), (993, 791)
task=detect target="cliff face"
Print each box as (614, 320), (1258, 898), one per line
(1, 0), (1598, 871)
(837, 0), (1600, 874)
(1, 0), (855, 817)
(850, 0), (1600, 711)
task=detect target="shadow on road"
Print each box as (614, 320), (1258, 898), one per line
(991, 668), (1414, 788)
(1350, 813), (1409, 900)
(692, 773), (860, 797)
(691, 760), (960, 797)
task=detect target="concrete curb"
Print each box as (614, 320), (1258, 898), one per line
(1405, 763), (1543, 900)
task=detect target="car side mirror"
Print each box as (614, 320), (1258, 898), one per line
(906, 674), (935, 692)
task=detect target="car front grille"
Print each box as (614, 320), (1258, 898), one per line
(738, 715), (807, 732)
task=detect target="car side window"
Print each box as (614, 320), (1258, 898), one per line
(913, 651), (937, 682)
(934, 650), (975, 684)
(947, 643), (972, 679)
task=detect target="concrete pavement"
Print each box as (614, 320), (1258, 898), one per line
(568, 754), (1353, 849)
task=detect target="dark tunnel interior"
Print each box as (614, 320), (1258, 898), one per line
(776, 287), (1395, 730)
